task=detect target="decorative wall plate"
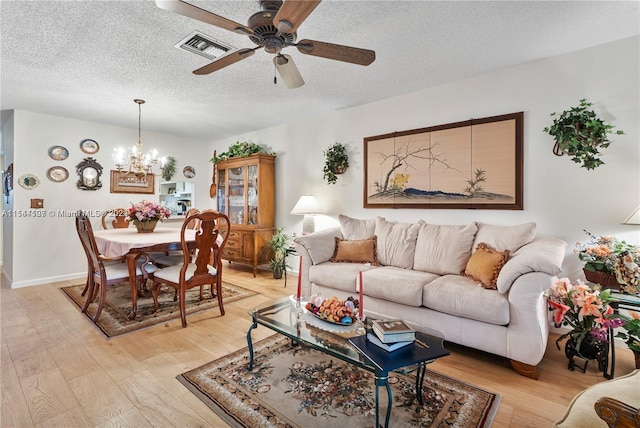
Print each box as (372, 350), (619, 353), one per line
(183, 166), (196, 178)
(80, 139), (99, 154)
(47, 166), (69, 182)
(48, 145), (69, 161)
(18, 174), (40, 190)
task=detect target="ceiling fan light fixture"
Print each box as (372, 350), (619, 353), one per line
(274, 54), (304, 89)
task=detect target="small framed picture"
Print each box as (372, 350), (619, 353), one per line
(80, 139), (99, 154)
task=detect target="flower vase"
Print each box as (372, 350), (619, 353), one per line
(135, 220), (158, 233)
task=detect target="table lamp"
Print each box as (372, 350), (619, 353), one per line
(622, 205), (640, 225)
(291, 195), (322, 234)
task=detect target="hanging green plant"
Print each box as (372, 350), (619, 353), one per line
(161, 156), (176, 181)
(543, 99), (624, 170)
(210, 141), (274, 163)
(323, 142), (349, 185)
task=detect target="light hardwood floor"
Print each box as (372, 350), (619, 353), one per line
(1, 264), (637, 427)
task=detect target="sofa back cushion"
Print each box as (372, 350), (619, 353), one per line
(473, 222), (536, 253)
(413, 221), (478, 275)
(339, 214), (377, 240)
(374, 218), (420, 269)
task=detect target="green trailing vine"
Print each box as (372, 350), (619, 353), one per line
(543, 99), (624, 170)
(322, 142), (349, 185)
(210, 141), (274, 163)
(161, 156), (176, 181)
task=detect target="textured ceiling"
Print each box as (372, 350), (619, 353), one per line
(1, 1), (639, 142)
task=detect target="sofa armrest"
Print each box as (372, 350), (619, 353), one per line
(293, 227), (342, 266)
(496, 237), (567, 293)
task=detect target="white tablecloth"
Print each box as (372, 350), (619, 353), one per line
(94, 227), (197, 258)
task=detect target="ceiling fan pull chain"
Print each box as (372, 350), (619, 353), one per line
(273, 62), (277, 85)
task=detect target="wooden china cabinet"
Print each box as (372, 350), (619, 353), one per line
(216, 153), (275, 276)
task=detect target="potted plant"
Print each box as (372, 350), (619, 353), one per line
(161, 156), (176, 181)
(616, 312), (640, 369)
(547, 277), (623, 362)
(543, 98), (624, 170)
(322, 142), (349, 184)
(269, 226), (291, 279)
(575, 230), (639, 294)
(211, 141), (274, 163)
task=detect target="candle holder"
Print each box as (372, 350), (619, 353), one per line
(291, 294), (304, 314)
(355, 313), (366, 334)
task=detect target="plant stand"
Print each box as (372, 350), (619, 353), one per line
(564, 336), (613, 379)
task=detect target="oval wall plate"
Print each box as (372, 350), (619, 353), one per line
(80, 139), (99, 154)
(18, 174), (40, 190)
(47, 166), (69, 182)
(48, 145), (69, 161)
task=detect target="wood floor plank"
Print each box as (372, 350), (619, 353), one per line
(1, 265), (637, 427)
(19, 368), (80, 424)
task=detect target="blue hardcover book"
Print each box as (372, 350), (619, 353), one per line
(366, 333), (413, 352)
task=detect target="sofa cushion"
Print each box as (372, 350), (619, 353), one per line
(374, 218), (420, 269)
(339, 214), (377, 240)
(309, 262), (377, 293)
(330, 236), (380, 265)
(413, 221), (478, 275)
(464, 243), (510, 289)
(473, 222), (536, 253)
(362, 267), (438, 307)
(423, 275), (510, 325)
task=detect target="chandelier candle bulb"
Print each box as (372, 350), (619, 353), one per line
(359, 271), (363, 318)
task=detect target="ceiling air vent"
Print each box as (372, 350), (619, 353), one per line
(175, 31), (235, 60)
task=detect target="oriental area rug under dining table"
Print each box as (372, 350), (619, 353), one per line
(178, 335), (501, 428)
(61, 281), (256, 337)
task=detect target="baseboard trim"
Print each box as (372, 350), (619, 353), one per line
(10, 272), (86, 289)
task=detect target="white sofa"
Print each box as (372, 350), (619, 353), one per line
(294, 216), (567, 379)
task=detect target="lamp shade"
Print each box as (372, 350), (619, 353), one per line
(290, 195), (322, 215)
(623, 205), (640, 225)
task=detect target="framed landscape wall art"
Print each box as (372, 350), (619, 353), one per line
(364, 112), (523, 210)
(110, 170), (155, 194)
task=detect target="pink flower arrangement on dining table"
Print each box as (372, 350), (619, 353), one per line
(126, 200), (171, 223)
(547, 277), (623, 350)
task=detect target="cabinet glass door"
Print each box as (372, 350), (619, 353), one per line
(228, 166), (245, 224)
(247, 165), (258, 225)
(217, 169), (227, 214)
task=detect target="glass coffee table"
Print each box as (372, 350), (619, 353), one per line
(247, 296), (450, 428)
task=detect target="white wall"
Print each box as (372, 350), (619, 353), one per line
(4, 36), (638, 287)
(212, 36), (640, 281)
(4, 111), (211, 287)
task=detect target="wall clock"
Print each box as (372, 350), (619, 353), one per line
(76, 157), (103, 190)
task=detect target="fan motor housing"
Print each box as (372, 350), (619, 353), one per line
(248, 4), (296, 53)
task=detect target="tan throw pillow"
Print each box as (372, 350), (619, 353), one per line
(330, 236), (380, 265)
(463, 243), (510, 289)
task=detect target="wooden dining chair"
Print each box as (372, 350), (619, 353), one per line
(152, 208), (201, 268)
(75, 211), (155, 322)
(100, 207), (130, 229)
(150, 211), (230, 328)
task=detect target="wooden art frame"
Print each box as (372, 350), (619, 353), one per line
(364, 112), (523, 210)
(110, 170), (155, 194)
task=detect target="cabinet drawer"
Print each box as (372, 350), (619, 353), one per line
(226, 238), (241, 249)
(223, 248), (241, 260)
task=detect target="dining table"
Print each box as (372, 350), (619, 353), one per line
(93, 226), (197, 320)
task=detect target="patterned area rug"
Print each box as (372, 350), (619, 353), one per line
(61, 281), (257, 337)
(178, 335), (501, 428)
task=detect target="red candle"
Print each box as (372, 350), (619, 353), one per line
(297, 256), (302, 299)
(358, 271), (363, 318)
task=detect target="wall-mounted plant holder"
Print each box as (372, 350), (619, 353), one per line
(323, 142), (349, 185)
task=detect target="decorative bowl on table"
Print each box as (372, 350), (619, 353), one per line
(305, 295), (359, 325)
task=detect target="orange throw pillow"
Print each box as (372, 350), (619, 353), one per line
(463, 242), (509, 289)
(330, 236), (380, 265)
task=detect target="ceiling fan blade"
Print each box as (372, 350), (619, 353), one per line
(296, 39), (375, 66)
(193, 48), (256, 75)
(155, 0), (254, 35)
(273, 54), (305, 89)
(273, 0), (322, 33)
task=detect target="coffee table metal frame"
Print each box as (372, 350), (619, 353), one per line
(246, 296), (447, 428)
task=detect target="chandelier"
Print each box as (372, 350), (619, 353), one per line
(113, 99), (165, 177)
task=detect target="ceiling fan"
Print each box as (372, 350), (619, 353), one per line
(156, 0), (376, 89)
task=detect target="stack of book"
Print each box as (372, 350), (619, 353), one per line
(367, 319), (416, 352)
